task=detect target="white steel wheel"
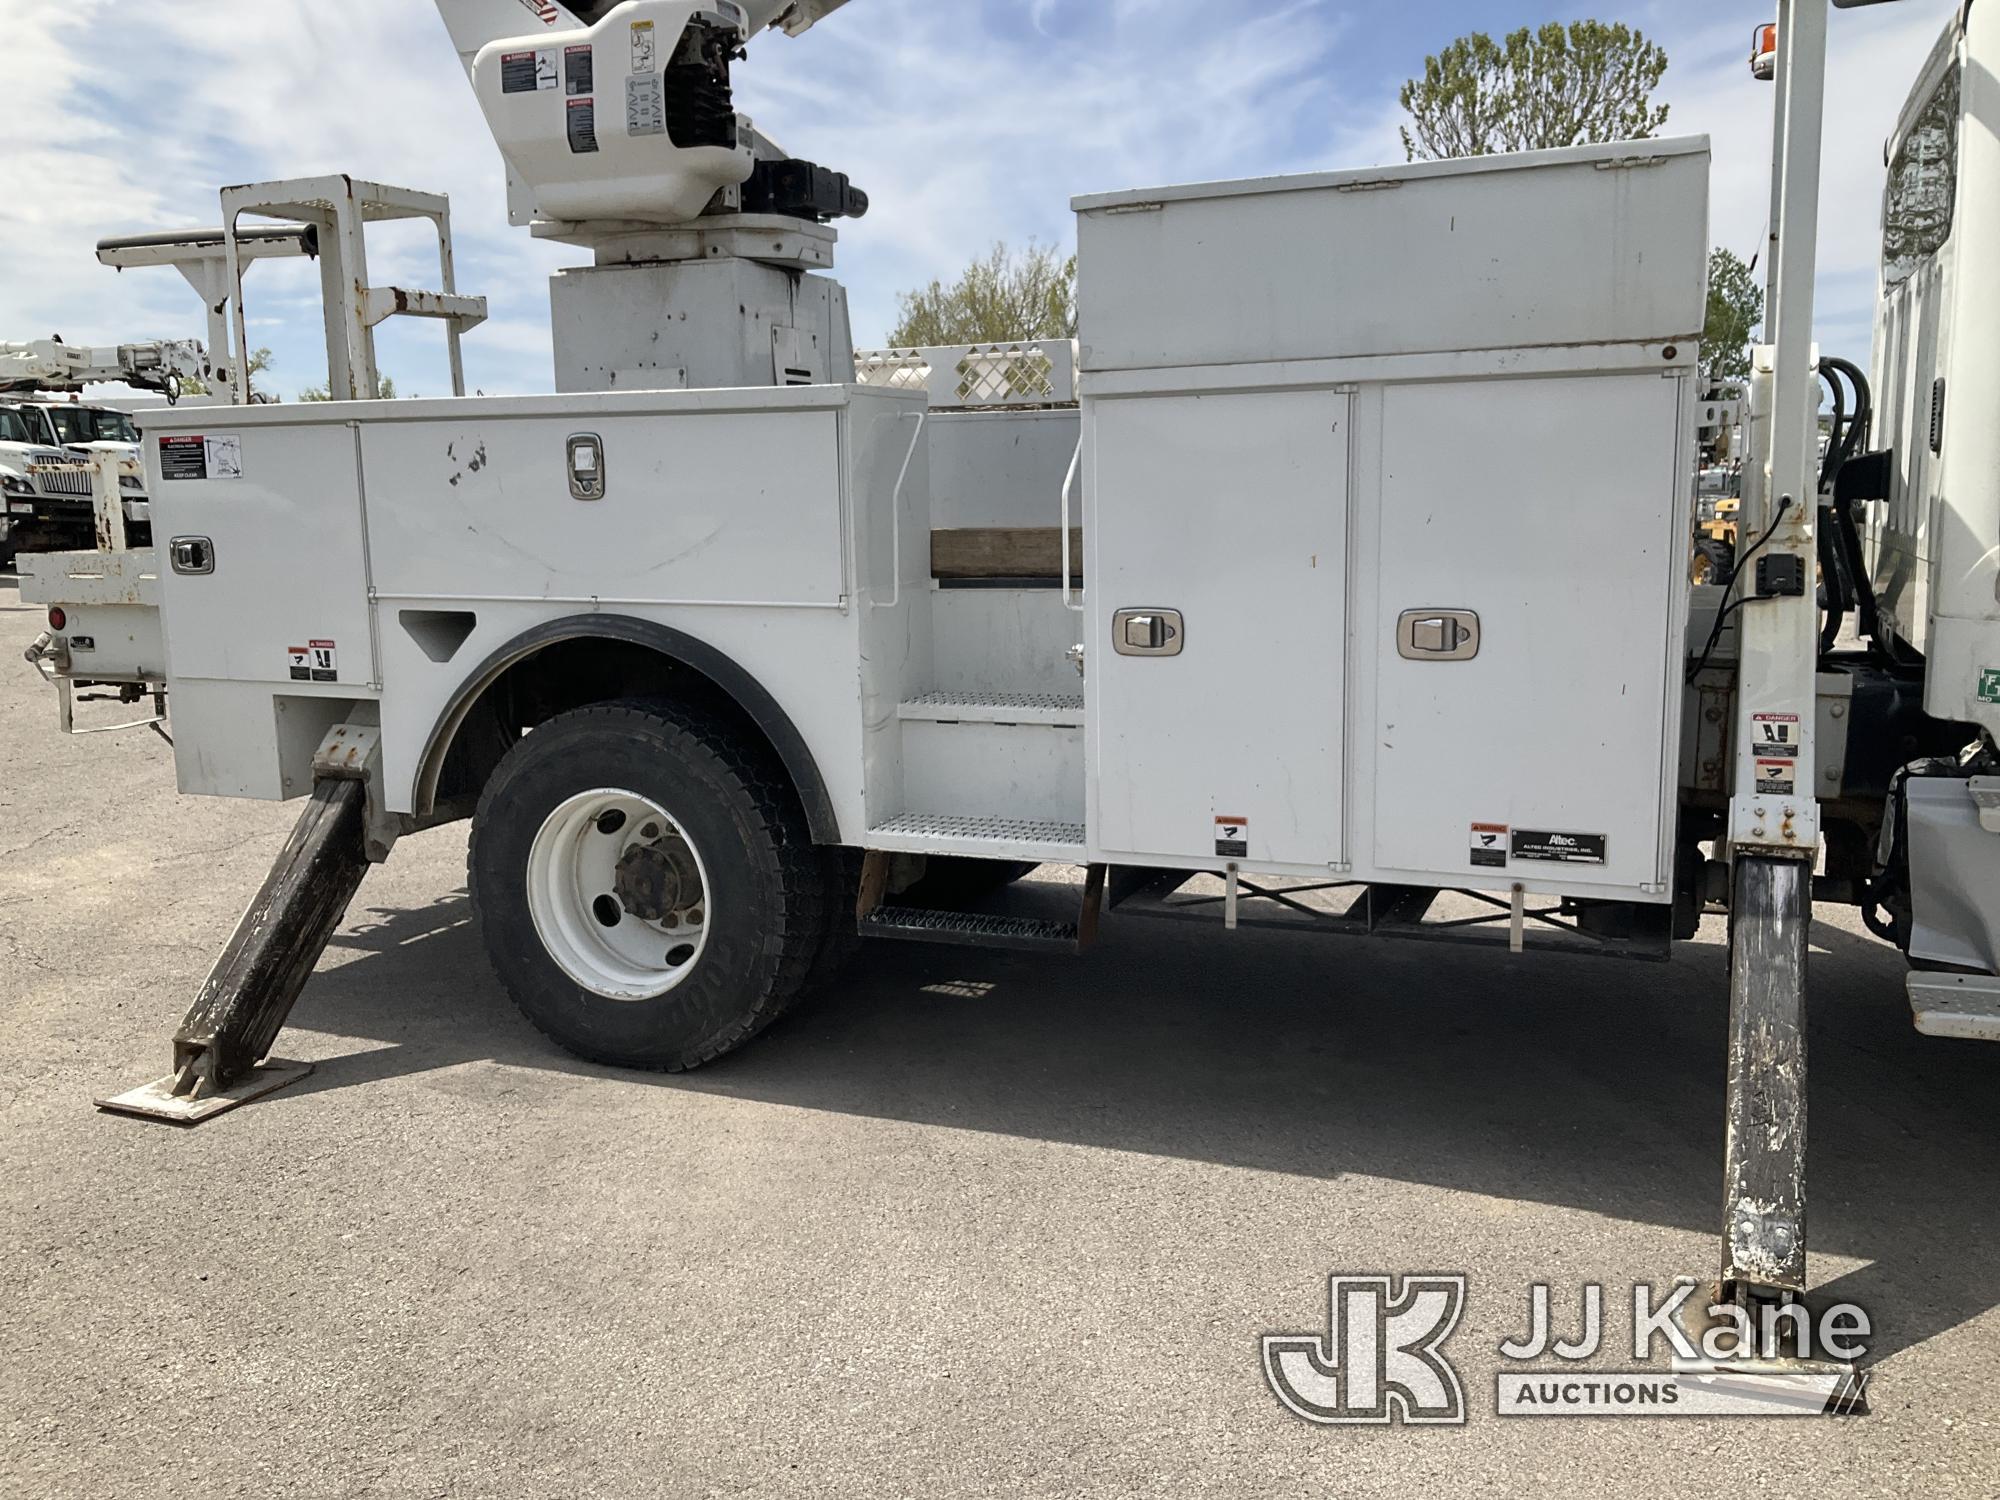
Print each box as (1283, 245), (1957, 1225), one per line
(525, 788), (712, 1001)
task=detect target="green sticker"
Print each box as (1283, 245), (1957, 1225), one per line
(1981, 668), (2000, 705)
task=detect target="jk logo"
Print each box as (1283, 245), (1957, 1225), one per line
(1263, 1275), (1467, 1426)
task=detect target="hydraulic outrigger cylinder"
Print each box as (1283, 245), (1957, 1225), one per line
(1675, 0), (1867, 1412)
(96, 774), (373, 1124)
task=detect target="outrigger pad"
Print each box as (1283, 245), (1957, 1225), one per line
(1670, 1281), (1870, 1417)
(95, 1059), (314, 1126)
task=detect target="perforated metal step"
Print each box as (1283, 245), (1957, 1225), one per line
(866, 812), (1086, 861)
(898, 692), (1085, 726)
(860, 905), (1081, 954)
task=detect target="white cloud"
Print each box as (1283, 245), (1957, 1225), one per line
(0, 0), (1959, 396)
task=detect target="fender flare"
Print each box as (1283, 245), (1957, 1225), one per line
(413, 613), (840, 843)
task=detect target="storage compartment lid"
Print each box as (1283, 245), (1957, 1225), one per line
(1074, 136), (1710, 374)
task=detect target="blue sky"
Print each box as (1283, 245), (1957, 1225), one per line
(0, 0), (1957, 401)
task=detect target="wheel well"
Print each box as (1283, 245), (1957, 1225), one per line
(417, 617), (839, 843)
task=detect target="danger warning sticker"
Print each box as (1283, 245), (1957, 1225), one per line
(1214, 816), (1248, 859)
(1469, 822), (1509, 869)
(1753, 712), (1801, 760)
(567, 97), (599, 154)
(500, 50), (557, 93)
(159, 434), (243, 481)
(288, 640), (338, 683)
(565, 43), (595, 96)
(1755, 759), (1797, 795)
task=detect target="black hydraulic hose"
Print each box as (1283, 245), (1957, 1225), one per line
(1819, 355), (1884, 648)
(1819, 366), (1848, 492)
(1822, 355), (1873, 461)
(1816, 367), (1852, 651)
(1835, 488), (1880, 642)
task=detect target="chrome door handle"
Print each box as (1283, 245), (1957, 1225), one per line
(1113, 608), (1184, 656)
(169, 535), (214, 575)
(1397, 609), (1479, 660)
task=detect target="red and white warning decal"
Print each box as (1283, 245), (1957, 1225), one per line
(159, 433), (243, 481)
(288, 640), (338, 683)
(1753, 712), (1801, 760)
(1214, 815), (1248, 859)
(516, 0), (561, 25)
(1469, 822), (1508, 869)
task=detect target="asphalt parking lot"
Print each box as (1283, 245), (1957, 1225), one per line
(2, 569), (1996, 1498)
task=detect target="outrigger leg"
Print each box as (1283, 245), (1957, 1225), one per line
(1673, 853), (1867, 1414)
(97, 733), (381, 1125)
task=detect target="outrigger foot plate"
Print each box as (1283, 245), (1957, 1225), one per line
(98, 767), (373, 1127)
(96, 1058), (315, 1125)
(1671, 1281), (1869, 1416)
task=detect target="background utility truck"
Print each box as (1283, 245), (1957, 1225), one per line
(15, 0), (1999, 1373)
(0, 340), (204, 562)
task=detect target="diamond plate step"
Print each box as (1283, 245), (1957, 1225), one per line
(860, 905), (1081, 954)
(898, 692), (1085, 726)
(866, 813), (1086, 861)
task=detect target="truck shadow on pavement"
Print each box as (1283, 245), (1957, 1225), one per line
(292, 877), (1999, 1365)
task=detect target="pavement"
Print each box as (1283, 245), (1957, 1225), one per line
(2, 568), (1996, 1499)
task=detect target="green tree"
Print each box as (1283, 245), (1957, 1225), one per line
(1701, 247), (1763, 386)
(889, 241), (1076, 347)
(1399, 21), (1670, 161)
(175, 346), (273, 400)
(299, 372), (398, 402)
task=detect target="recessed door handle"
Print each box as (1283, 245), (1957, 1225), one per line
(1397, 608), (1479, 660)
(169, 535), (214, 575)
(1113, 608), (1184, 657)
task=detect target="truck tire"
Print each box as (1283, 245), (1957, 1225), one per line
(1692, 538), (1735, 587)
(468, 698), (825, 1071)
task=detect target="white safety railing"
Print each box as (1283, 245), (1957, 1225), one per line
(854, 339), (1077, 408)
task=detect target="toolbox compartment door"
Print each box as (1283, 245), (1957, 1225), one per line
(153, 423), (374, 689)
(1368, 373), (1684, 895)
(1088, 388), (1349, 870)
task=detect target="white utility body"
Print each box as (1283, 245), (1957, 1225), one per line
(1077, 140), (1707, 896)
(15, 0), (2000, 1345)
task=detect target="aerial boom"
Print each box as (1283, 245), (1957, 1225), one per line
(0, 338), (206, 400)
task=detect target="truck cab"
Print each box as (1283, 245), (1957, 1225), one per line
(0, 397), (151, 561)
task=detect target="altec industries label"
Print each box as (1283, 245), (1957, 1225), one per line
(1510, 829), (1608, 865)
(158, 434), (243, 481)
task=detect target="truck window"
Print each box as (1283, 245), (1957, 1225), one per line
(45, 406), (139, 445)
(0, 410), (31, 445)
(1883, 61), (1960, 287)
